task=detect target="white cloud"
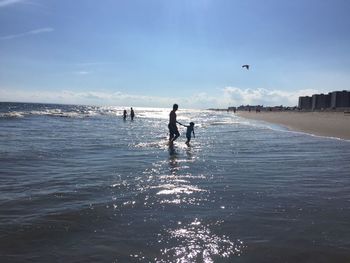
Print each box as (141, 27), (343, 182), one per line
(0, 87), (322, 108)
(0, 27), (53, 40)
(0, 0), (24, 7)
(0, 88), (175, 107)
(219, 87), (320, 107)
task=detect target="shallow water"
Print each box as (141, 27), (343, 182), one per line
(1, 102), (350, 262)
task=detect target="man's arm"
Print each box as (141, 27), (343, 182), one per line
(176, 121), (184, 126)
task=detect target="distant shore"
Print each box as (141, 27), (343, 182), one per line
(237, 111), (350, 140)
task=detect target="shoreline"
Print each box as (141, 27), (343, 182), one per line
(236, 111), (350, 140)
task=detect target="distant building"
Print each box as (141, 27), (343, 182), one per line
(237, 105), (263, 111)
(331, 90), (350, 109)
(298, 90), (350, 111)
(311, 93), (331, 110)
(230, 90), (350, 112)
(234, 105), (295, 111)
(298, 96), (312, 110)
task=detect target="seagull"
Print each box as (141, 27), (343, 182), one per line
(242, 64), (250, 70)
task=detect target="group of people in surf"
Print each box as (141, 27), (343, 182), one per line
(168, 103), (195, 146)
(122, 104), (195, 146)
(123, 107), (135, 121)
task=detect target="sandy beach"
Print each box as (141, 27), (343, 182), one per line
(237, 111), (350, 140)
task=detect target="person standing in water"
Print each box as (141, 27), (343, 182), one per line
(178, 121), (195, 146)
(130, 107), (135, 121)
(168, 104), (180, 144)
(123, 109), (127, 120)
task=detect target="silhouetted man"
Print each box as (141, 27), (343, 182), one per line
(168, 104), (180, 144)
(130, 107), (135, 120)
(123, 109), (127, 120)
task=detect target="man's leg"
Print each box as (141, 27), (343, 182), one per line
(172, 130), (180, 142)
(169, 127), (174, 141)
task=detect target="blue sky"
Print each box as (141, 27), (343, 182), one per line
(1, 0), (350, 108)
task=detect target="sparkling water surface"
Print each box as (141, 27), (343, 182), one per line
(0, 102), (350, 262)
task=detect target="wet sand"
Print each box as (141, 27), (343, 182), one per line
(237, 111), (350, 140)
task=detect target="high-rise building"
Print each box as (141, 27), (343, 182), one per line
(331, 90), (350, 108)
(298, 96), (312, 110)
(299, 90), (349, 111)
(311, 94), (331, 110)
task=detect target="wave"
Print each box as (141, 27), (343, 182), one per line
(0, 103), (211, 120)
(0, 108), (117, 119)
(0, 112), (25, 118)
(0, 105), (169, 119)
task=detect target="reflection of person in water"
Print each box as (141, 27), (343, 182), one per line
(123, 109), (127, 120)
(130, 107), (135, 120)
(168, 104), (180, 144)
(168, 147), (178, 171)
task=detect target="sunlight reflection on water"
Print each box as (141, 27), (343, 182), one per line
(126, 123), (243, 262)
(156, 218), (244, 263)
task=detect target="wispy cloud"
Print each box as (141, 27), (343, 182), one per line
(0, 27), (53, 40)
(0, 0), (24, 7)
(74, 71), (91, 75)
(75, 62), (116, 67)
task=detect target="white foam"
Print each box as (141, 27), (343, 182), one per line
(0, 112), (24, 118)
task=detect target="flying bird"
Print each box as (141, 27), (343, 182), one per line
(242, 64), (250, 70)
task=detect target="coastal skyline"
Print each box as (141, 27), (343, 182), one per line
(1, 0), (350, 108)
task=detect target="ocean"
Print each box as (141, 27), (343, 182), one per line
(1, 102), (349, 262)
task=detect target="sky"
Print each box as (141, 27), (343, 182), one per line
(1, 0), (350, 109)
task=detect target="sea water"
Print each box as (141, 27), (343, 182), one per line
(0, 102), (349, 262)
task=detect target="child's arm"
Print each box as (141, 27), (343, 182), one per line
(192, 129), (195, 138)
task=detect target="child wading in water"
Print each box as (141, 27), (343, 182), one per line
(178, 122), (195, 145)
